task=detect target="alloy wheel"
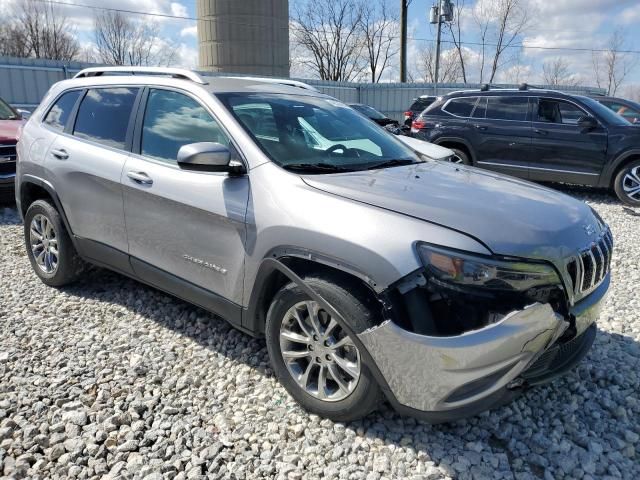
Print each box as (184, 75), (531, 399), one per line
(29, 214), (59, 274)
(279, 301), (361, 402)
(622, 166), (640, 202)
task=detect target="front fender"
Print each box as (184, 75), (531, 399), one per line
(601, 148), (640, 187)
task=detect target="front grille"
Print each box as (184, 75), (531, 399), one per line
(566, 229), (613, 297)
(0, 143), (17, 177)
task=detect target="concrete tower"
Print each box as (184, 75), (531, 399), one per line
(197, 0), (289, 77)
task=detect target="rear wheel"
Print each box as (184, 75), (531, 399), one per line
(614, 160), (640, 206)
(265, 276), (382, 421)
(24, 200), (85, 287)
(449, 147), (471, 165)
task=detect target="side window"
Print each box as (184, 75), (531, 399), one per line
(443, 97), (477, 117)
(73, 87), (139, 149)
(485, 97), (529, 121)
(43, 90), (81, 131)
(141, 89), (230, 164)
(536, 99), (585, 125)
(472, 97), (487, 118)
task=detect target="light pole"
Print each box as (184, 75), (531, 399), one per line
(429, 0), (453, 95)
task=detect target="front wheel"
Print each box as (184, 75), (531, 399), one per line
(614, 160), (640, 206)
(265, 277), (382, 421)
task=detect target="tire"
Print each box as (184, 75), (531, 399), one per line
(265, 276), (383, 421)
(613, 159), (640, 206)
(449, 147), (471, 165)
(24, 199), (85, 287)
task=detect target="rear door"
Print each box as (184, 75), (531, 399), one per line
(529, 97), (607, 185)
(470, 95), (532, 179)
(122, 87), (249, 308)
(44, 86), (139, 257)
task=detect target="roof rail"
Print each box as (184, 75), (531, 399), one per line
(220, 76), (318, 92)
(73, 67), (208, 85)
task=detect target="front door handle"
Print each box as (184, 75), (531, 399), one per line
(474, 124), (488, 131)
(534, 128), (548, 135)
(127, 171), (153, 185)
(50, 148), (69, 160)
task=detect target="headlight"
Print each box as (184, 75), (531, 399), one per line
(417, 244), (561, 292)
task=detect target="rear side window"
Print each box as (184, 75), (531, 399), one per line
(442, 97), (477, 117)
(73, 87), (139, 149)
(485, 97), (529, 121)
(141, 89), (230, 163)
(44, 90), (81, 131)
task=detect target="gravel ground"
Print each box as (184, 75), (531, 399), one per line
(0, 188), (639, 480)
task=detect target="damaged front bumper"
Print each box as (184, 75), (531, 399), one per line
(358, 276), (608, 422)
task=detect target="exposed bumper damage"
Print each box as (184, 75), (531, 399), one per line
(359, 281), (606, 417)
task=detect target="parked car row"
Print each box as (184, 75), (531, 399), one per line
(409, 86), (640, 206)
(13, 67), (611, 422)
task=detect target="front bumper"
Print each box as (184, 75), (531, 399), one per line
(359, 275), (608, 422)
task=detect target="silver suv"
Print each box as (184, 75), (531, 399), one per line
(16, 67), (612, 422)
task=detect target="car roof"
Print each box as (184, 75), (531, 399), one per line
(441, 88), (580, 101)
(63, 67), (326, 98)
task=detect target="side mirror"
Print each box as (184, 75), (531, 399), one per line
(577, 116), (598, 131)
(177, 142), (242, 173)
(15, 108), (31, 120)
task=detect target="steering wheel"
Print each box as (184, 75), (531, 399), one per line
(325, 144), (348, 155)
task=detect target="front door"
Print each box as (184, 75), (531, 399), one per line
(122, 87), (249, 309)
(529, 97), (607, 185)
(470, 96), (532, 179)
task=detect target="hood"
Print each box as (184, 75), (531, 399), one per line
(396, 135), (453, 161)
(0, 119), (23, 143)
(302, 161), (603, 264)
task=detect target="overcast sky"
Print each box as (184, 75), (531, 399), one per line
(1, 0), (640, 89)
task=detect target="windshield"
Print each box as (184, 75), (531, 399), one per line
(577, 96), (631, 126)
(350, 104), (386, 120)
(0, 98), (17, 120)
(218, 93), (419, 172)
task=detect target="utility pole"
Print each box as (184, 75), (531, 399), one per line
(429, 0), (453, 94)
(400, 0), (408, 83)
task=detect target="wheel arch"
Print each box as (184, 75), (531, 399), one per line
(607, 151), (640, 188)
(243, 254), (385, 336)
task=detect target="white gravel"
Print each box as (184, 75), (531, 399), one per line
(0, 188), (639, 480)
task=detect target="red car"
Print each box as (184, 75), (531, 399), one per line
(0, 97), (25, 202)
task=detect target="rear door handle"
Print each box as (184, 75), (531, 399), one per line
(534, 129), (548, 135)
(127, 171), (153, 185)
(474, 124), (488, 131)
(50, 148), (69, 160)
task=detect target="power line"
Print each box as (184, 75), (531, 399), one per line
(31, 0), (640, 56)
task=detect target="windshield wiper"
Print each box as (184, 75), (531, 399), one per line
(364, 159), (422, 170)
(284, 163), (355, 173)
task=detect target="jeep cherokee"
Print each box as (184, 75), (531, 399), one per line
(16, 68), (612, 422)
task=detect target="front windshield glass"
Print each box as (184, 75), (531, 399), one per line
(0, 98), (17, 120)
(217, 93), (419, 172)
(351, 104), (386, 120)
(578, 96), (631, 126)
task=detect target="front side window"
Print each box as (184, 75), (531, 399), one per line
(536, 99), (586, 125)
(219, 93), (419, 172)
(73, 87), (139, 149)
(44, 90), (81, 131)
(141, 89), (230, 164)
(485, 97), (529, 121)
(442, 97), (477, 117)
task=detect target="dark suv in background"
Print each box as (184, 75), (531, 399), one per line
(404, 95), (436, 127)
(412, 87), (640, 206)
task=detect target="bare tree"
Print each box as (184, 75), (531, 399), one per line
(291, 0), (366, 81)
(592, 28), (637, 96)
(473, 0), (530, 83)
(0, 23), (30, 58)
(445, 0), (468, 83)
(542, 57), (579, 86)
(94, 10), (177, 66)
(359, 0), (400, 83)
(417, 43), (461, 83)
(15, 0), (79, 61)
